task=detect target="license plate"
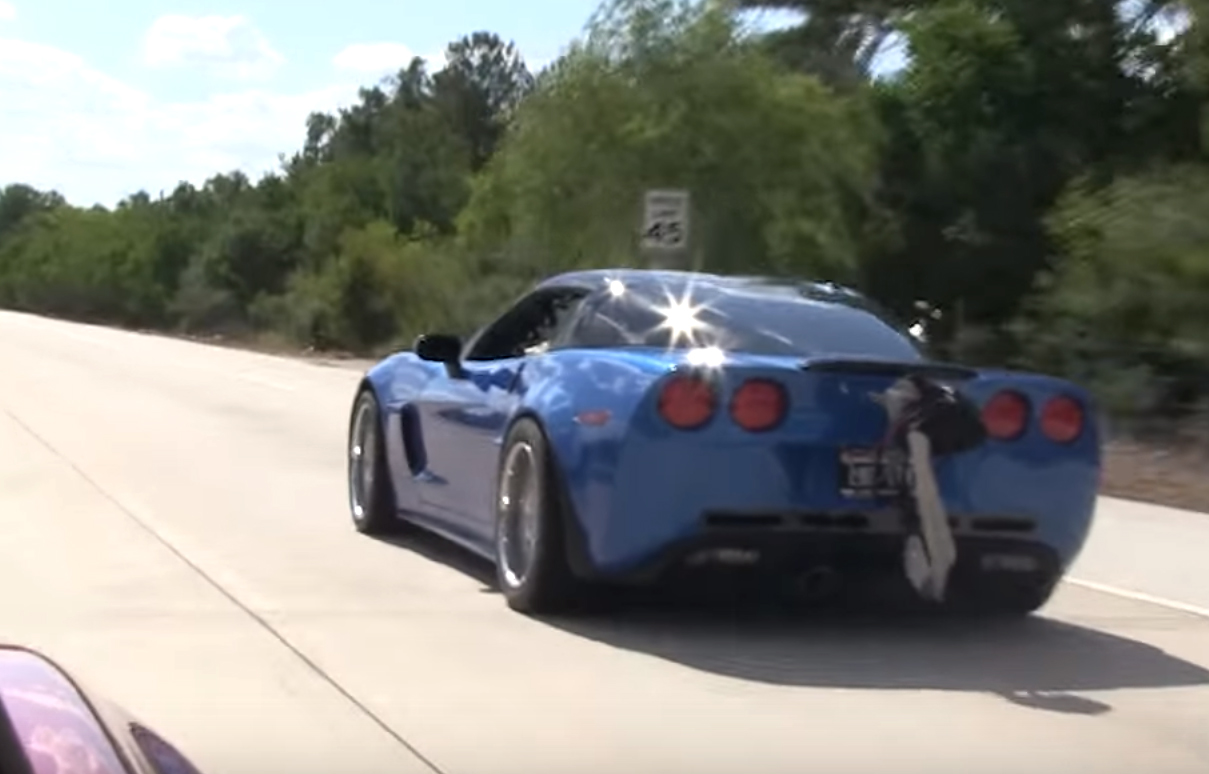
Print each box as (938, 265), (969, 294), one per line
(839, 448), (912, 498)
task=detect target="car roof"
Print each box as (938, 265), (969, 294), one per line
(536, 268), (871, 307)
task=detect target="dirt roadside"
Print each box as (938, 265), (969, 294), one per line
(1101, 441), (1209, 513)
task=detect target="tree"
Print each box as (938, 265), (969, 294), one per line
(855, 0), (1201, 340)
(460, 0), (880, 282)
(736, 0), (933, 86)
(434, 32), (536, 170)
(1021, 166), (1209, 419)
(0, 184), (64, 242)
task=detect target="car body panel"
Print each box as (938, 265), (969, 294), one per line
(355, 269), (1102, 589)
(581, 356), (1099, 574)
(0, 647), (130, 774)
(0, 645), (205, 774)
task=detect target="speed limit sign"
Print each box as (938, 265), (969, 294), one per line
(640, 189), (690, 251)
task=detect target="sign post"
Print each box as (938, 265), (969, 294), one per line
(639, 189), (690, 269)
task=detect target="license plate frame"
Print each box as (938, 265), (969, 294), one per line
(838, 447), (912, 498)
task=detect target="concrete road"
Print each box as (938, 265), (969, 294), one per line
(0, 310), (1206, 774)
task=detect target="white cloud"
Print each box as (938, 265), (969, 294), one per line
(0, 36), (357, 206)
(332, 42), (446, 78)
(143, 14), (284, 81)
(333, 42), (415, 74)
(0, 1), (15, 22)
(0, 30), (545, 208)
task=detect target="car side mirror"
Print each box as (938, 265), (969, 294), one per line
(415, 334), (465, 378)
(415, 334), (462, 363)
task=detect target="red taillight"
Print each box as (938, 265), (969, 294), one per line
(657, 375), (716, 430)
(982, 390), (1029, 440)
(730, 379), (788, 432)
(1040, 395), (1083, 443)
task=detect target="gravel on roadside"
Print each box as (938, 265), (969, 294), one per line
(1102, 440), (1209, 513)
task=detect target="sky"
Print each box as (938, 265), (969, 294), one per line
(0, 0), (829, 208)
(0, 0), (623, 206)
(0, 1), (1184, 210)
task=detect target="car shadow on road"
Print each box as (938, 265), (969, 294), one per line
(370, 530), (1209, 716)
(537, 590), (1209, 716)
(370, 527), (499, 591)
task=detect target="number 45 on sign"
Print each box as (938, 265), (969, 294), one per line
(641, 190), (690, 251)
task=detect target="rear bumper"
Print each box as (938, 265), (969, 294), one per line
(569, 516), (1061, 595)
(560, 434), (1098, 580)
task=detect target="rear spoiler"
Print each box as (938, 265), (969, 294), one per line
(799, 357), (979, 382)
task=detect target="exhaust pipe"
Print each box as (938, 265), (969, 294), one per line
(796, 565), (842, 601)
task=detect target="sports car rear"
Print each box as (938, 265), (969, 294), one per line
(564, 354), (1099, 605)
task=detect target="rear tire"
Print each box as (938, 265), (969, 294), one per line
(494, 418), (585, 615)
(348, 388), (398, 536)
(978, 589), (1051, 619)
(948, 578), (1055, 619)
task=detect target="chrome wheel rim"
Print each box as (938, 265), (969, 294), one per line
(349, 397), (378, 521)
(498, 442), (540, 588)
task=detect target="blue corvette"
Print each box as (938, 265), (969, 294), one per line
(347, 269), (1100, 616)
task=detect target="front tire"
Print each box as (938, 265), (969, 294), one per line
(494, 418), (585, 615)
(348, 388), (398, 535)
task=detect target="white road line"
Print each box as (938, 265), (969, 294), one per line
(1066, 577), (1209, 620)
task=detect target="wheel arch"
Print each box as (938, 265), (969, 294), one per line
(351, 376), (418, 511)
(355, 376), (374, 397)
(351, 377), (393, 442)
(501, 409), (598, 580)
(349, 377), (377, 428)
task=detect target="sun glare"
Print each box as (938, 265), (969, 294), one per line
(603, 275), (727, 355)
(651, 286), (709, 348)
(685, 346), (726, 368)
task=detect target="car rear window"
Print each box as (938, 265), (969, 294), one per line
(569, 280), (923, 361)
